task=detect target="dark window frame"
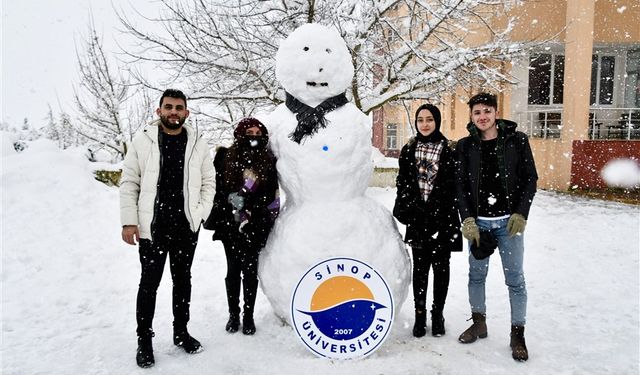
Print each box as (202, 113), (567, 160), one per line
(590, 54), (616, 105)
(528, 53), (565, 105)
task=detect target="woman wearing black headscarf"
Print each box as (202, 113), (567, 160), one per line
(393, 104), (462, 338)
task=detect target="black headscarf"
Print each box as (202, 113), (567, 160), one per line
(285, 91), (349, 144)
(414, 103), (444, 143)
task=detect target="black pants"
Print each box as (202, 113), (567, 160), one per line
(412, 239), (451, 312)
(136, 230), (198, 337)
(221, 233), (260, 317)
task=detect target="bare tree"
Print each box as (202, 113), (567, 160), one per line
(117, 0), (538, 126)
(74, 18), (152, 161)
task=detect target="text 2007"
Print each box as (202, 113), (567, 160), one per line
(334, 329), (353, 335)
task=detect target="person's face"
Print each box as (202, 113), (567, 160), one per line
(470, 104), (497, 134)
(416, 109), (436, 137)
(243, 126), (266, 148)
(245, 126), (263, 137)
(157, 97), (189, 130)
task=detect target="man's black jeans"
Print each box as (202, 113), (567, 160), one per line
(136, 230), (198, 338)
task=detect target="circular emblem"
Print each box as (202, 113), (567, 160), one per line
(290, 257), (394, 359)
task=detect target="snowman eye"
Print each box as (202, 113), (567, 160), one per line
(303, 46), (309, 51)
(326, 48), (332, 53)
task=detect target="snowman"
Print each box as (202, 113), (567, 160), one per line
(259, 23), (411, 324)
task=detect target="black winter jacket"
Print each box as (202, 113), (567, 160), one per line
(455, 120), (538, 221)
(393, 136), (462, 251)
(204, 147), (279, 249)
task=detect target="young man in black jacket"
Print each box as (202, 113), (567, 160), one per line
(455, 93), (537, 361)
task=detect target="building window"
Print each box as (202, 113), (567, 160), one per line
(590, 54), (616, 105)
(528, 53), (564, 105)
(534, 112), (562, 138)
(386, 124), (397, 150)
(624, 49), (640, 108)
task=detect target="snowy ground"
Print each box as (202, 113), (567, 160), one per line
(2, 140), (639, 374)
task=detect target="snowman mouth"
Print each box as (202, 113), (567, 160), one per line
(307, 81), (328, 87)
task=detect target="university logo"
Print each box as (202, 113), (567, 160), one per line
(290, 257), (394, 359)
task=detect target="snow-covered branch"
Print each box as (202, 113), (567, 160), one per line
(74, 18), (152, 161)
(116, 0), (547, 122)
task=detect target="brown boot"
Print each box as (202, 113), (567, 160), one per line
(510, 325), (529, 361)
(458, 312), (488, 343)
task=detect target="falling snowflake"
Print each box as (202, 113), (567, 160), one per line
(601, 158), (640, 188)
(487, 194), (497, 205)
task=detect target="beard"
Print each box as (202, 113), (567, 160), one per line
(160, 115), (186, 130)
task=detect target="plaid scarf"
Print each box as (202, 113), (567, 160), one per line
(285, 92), (348, 144)
(415, 140), (444, 201)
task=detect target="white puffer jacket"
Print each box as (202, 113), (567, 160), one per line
(119, 121), (215, 239)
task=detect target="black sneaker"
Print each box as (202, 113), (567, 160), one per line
(136, 336), (154, 368)
(173, 331), (203, 354)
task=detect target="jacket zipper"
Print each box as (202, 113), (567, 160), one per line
(503, 133), (513, 213)
(475, 139), (482, 218)
(150, 128), (161, 241)
(183, 125), (198, 231)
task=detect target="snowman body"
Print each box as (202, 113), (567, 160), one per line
(258, 24), (410, 323)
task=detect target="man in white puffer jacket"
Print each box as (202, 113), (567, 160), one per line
(120, 89), (215, 368)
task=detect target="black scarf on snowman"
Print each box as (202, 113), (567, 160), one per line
(285, 91), (348, 144)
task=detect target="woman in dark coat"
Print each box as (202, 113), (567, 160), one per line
(205, 118), (279, 335)
(393, 104), (462, 338)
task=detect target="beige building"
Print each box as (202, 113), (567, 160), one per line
(374, 0), (640, 190)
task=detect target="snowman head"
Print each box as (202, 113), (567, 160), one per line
(276, 23), (354, 108)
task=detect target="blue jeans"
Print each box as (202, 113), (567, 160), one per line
(467, 217), (527, 326)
